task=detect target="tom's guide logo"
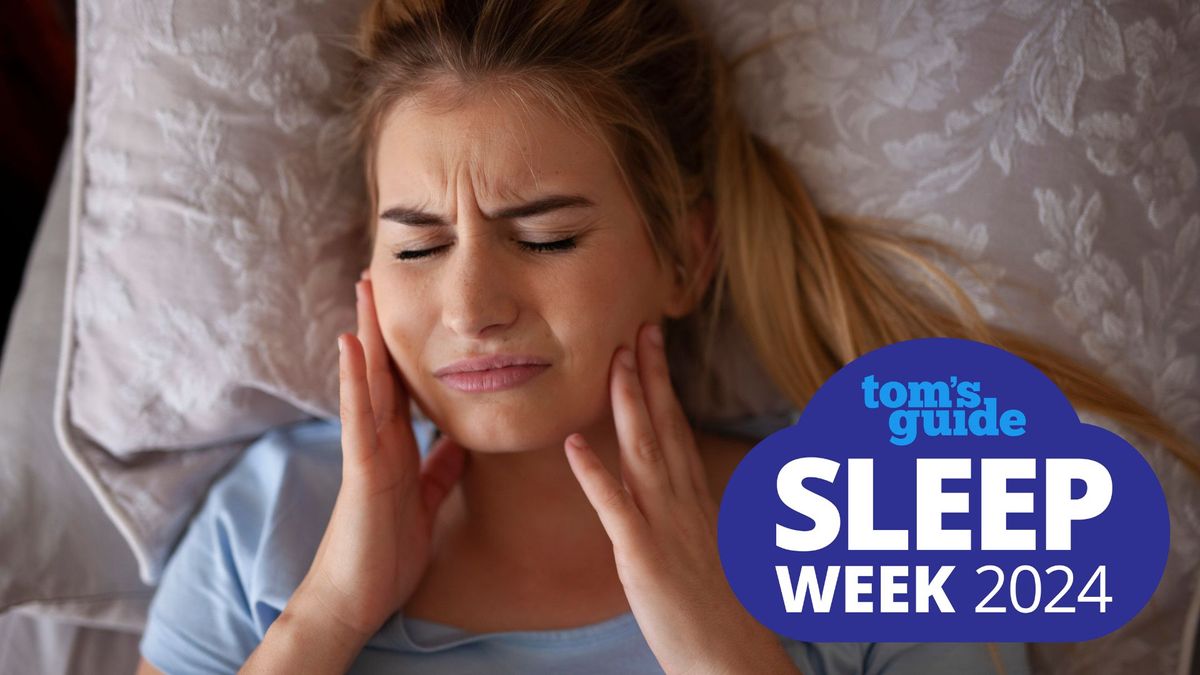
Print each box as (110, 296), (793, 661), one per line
(717, 338), (1169, 642)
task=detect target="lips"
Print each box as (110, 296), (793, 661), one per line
(434, 353), (549, 376)
(436, 364), (549, 393)
(433, 354), (551, 393)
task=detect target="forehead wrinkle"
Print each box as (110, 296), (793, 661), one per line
(381, 84), (603, 219)
(463, 88), (540, 202)
(455, 88), (544, 204)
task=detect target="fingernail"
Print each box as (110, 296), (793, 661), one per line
(618, 348), (636, 370)
(355, 281), (363, 301)
(647, 324), (663, 347)
(337, 335), (344, 353)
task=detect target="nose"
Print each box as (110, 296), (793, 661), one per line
(440, 231), (520, 338)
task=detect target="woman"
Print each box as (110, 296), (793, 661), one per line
(136, 0), (1196, 672)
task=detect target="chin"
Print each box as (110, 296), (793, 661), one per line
(437, 403), (594, 454)
(421, 377), (612, 453)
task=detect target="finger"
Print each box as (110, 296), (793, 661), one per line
(419, 434), (468, 515)
(356, 277), (400, 427)
(636, 322), (704, 503)
(338, 334), (380, 480)
(564, 433), (648, 547)
(610, 345), (675, 505)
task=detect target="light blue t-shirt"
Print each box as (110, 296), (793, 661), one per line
(139, 417), (1030, 674)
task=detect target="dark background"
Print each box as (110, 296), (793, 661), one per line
(1, 0), (75, 358)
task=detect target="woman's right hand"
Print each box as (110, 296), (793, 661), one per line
(296, 270), (467, 642)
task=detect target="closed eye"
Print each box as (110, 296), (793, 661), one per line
(392, 237), (578, 261)
(520, 237), (577, 253)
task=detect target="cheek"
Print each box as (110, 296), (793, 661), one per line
(592, 239), (666, 322)
(555, 248), (662, 370)
(371, 287), (425, 377)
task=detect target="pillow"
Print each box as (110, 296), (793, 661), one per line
(58, 0), (372, 584)
(0, 130), (150, 631)
(61, 0), (1199, 670)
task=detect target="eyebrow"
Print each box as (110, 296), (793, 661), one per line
(379, 194), (596, 226)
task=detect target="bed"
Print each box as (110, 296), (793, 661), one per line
(3, 1), (1199, 673)
(1, 130), (145, 675)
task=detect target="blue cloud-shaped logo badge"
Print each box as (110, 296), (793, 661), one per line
(717, 337), (1170, 642)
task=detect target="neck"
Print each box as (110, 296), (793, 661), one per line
(437, 415), (626, 581)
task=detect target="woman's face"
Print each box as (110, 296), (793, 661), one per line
(369, 84), (685, 453)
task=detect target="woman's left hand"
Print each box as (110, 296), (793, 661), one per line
(563, 322), (800, 675)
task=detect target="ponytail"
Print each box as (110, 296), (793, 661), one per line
(702, 52), (1199, 474)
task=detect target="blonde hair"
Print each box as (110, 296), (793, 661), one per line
(344, 0), (1198, 487)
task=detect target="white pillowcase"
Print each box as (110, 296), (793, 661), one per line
(57, 0), (371, 584)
